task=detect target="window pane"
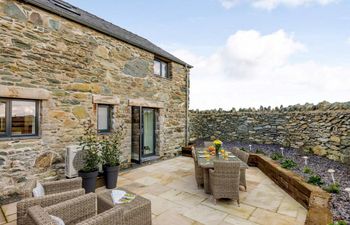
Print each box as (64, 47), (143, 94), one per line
(161, 62), (168, 78)
(11, 100), (36, 135)
(154, 60), (160, 75)
(0, 101), (5, 135)
(98, 105), (109, 131)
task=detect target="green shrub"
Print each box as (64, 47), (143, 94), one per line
(324, 183), (340, 194)
(271, 153), (283, 161)
(280, 159), (297, 169)
(101, 123), (125, 167)
(79, 120), (101, 173)
(307, 175), (324, 186)
(241, 147), (247, 152)
(328, 220), (348, 225)
(303, 166), (312, 174)
(255, 149), (265, 155)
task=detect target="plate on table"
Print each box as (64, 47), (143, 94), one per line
(198, 155), (206, 158)
(197, 151), (204, 154)
(228, 155), (236, 158)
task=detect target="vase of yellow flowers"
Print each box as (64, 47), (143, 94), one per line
(213, 139), (222, 158)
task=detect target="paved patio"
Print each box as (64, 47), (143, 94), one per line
(0, 156), (307, 225)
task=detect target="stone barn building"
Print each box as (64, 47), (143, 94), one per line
(0, 0), (191, 202)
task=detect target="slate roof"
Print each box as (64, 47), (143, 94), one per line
(21, 0), (192, 68)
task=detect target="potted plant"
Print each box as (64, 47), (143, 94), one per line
(78, 120), (101, 193)
(101, 124), (125, 189)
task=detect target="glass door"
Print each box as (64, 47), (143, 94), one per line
(131, 106), (142, 163)
(142, 108), (156, 157)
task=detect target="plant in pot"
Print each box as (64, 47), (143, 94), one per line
(78, 120), (101, 193)
(101, 123), (125, 189)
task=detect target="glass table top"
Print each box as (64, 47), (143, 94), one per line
(196, 148), (249, 169)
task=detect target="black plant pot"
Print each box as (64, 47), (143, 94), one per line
(103, 165), (119, 189)
(78, 170), (98, 193)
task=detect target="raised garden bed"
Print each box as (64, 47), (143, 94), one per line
(196, 140), (349, 224)
(248, 153), (332, 225)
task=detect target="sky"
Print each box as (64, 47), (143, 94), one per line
(66, 0), (350, 110)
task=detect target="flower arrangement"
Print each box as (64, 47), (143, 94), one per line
(208, 145), (215, 152)
(213, 139), (222, 157)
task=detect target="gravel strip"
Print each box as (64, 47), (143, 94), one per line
(196, 140), (350, 222)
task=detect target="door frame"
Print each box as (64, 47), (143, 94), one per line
(131, 106), (157, 164)
(141, 107), (156, 158)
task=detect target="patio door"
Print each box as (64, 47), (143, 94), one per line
(131, 106), (156, 164)
(142, 108), (156, 157)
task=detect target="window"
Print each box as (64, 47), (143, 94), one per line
(0, 99), (39, 138)
(154, 59), (169, 78)
(97, 104), (112, 133)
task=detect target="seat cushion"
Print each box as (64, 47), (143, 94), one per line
(32, 182), (45, 197)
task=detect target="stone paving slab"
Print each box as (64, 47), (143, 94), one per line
(1, 156), (307, 225)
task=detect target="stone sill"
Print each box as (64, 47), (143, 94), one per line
(0, 135), (41, 142)
(248, 154), (333, 225)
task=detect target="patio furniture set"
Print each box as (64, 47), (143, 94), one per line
(192, 142), (250, 205)
(16, 177), (152, 225)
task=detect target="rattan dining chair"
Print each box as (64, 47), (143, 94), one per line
(231, 147), (249, 191)
(209, 161), (240, 205)
(192, 148), (204, 188)
(27, 193), (124, 225)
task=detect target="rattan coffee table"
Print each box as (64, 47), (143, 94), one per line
(97, 188), (152, 225)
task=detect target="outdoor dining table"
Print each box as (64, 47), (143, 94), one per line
(196, 148), (249, 194)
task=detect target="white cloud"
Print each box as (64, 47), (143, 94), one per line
(219, 0), (240, 9)
(172, 30), (350, 110)
(219, 0), (338, 10)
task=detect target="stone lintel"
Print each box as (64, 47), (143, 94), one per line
(92, 94), (120, 105)
(128, 98), (164, 108)
(0, 85), (50, 100)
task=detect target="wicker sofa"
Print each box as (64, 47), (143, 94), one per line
(17, 178), (85, 225)
(27, 193), (124, 225)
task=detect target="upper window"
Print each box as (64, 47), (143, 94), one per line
(154, 59), (169, 78)
(0, 99), (39, 138)
(97, 104), (112, 133)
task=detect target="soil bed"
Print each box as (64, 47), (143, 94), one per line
(197, 140), (350, 223)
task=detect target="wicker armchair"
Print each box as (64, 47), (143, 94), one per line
(209, 161), (240, 205)
(27, 193), (124, 225)
(17, 178), (85, 225)
(231, 147), (249, 191)
(192, 148), (204, 188)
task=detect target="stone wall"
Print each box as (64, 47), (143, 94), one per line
(0, 0), (188, 202)
(190, 102), (350, 164)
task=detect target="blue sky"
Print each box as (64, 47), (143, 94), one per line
(66, 0), (350, 109)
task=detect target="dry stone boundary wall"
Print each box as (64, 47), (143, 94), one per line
(190, 102), (350, 164)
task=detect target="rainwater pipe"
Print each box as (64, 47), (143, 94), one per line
(185, 64), (190, 146)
